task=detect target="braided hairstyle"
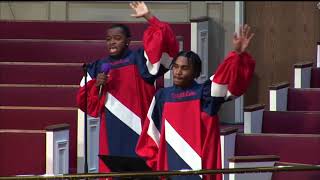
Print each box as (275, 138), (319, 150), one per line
(170, 50), (202, 79)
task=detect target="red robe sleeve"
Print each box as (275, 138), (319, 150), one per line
(143, 16), (179, 74)
(76, 79), (107, 118)
(211, 51), (256, 98)
(136, 96), (161, 170)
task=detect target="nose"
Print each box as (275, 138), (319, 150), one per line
(110, 38), (116, 44)
(175, 68), (182, 75)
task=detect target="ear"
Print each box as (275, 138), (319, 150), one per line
(126, 38), (131, 46)
(192, 66), (199, 79)
(193, 72), (198, 79)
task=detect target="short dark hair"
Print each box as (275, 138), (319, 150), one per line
(109, 24), (131, 38)
(170, 50), (202, 78)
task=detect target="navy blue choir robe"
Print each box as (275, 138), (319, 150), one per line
(136, 51), (255, 180)
(76, 16), (179, 173)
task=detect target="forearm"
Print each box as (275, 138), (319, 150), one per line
(76, 79), (105, 117)
(143, 12), (154, 21)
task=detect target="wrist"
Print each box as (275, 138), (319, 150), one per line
(234, 49), (242, 54)
(143, 12), (153, 20)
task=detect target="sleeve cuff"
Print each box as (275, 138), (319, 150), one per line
(147, 16), (163, 27)
(230, 51), (253, 59)
(89, 80), (99, 98)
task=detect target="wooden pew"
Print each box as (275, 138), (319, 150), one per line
(244, 104), (320, 134)
(272, 162), (320, 180)
(235, 133), (320, 165)
(0, 124), (70, 176)
(269, 82), (320, 111)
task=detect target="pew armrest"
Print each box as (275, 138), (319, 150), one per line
(228, 155), (280, 180)
(294, 61), (313, 88)
(220, 128), (238, 169)
(269, 82), (289, 111)
(244, 104), (265, 134)
(220, 127), (238, 180)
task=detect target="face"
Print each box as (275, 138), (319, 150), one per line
(172, 56), (195, 88)
(106, 27), (129, 56)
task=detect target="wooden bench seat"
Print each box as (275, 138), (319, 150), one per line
(0, 62), (82, 85)
(235, 133), (320, 165)
(0, 85), (79, 107)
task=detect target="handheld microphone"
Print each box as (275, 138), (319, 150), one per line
(99, 63), (112, 99)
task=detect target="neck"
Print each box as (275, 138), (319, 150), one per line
(175, 80), (195, 89)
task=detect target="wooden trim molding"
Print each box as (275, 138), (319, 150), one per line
(190, 16), (210, 22)
(229, 155), (280, 163)
(45, 123), (70, 131)
(269, 81), (290, 90)
(220, 127), (238, 136)
(244, 104), (265, 112)
(294, 61), (313, 68)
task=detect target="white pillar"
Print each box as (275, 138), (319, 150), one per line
(46, 124), (70, 175)
(317, 42), (320, 67)
(220, 127), (238, 180)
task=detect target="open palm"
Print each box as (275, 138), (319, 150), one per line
(130, 1), (150, 18)
(233, 24), (254, 53)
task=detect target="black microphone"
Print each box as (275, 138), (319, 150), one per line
(99, 63), (112, 99)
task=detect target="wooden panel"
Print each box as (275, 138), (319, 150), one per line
(0, 108), (77, 130)
(311, 67), (320, 87)
(245, 1), (320, 106)
(287, 88), (320, 111)
(0, 108), (78, 174)
(236, 133), (320, 165)
(0, 86), (79, 107)
(0, 63), (82, 85)
(0, 39), (142, 62)
(0, 132), (46, 176)
(262, 111), (320, 134)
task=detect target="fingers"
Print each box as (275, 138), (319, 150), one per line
(248, 33), (255, 42)
(96, 73), (108, 84)
(233, 32), (238, 40)
(239, 24), (254, 40)
(129, 2), (139, 17)
(130, 2), (140, 10)
(244, 24), (249, 38)
(129, 2), (135, 9)
(244, 24), (252, 39)
(131, 1), (138, 8)
(240, 24), (248, 38)
(239, 25), (243, 38)
(130, 1), (143, 8)
(139, 1), (146, 7)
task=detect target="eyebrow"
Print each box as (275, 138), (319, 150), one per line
(173, 63), (191, 68)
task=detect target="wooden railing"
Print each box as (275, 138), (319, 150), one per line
(1, 165), (320, 180)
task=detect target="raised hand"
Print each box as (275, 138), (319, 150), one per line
(129, 1), (152, 19)
(233, 24), (255, 53)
